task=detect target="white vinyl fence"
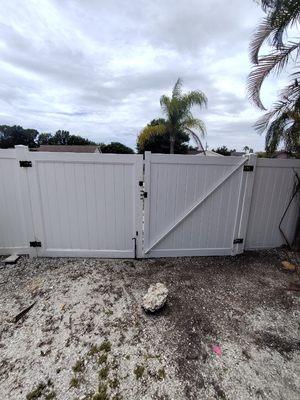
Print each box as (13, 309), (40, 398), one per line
(0, 146), (299, 258)
(0, 146), (143, 258)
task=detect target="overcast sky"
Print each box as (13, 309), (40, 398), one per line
(0, 0), (284, 151)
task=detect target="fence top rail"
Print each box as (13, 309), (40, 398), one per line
(0, 149), (16, 159)
(146, 153), (246, 166)
(256, 158), (300, 168)
(30, 152), (143, 164)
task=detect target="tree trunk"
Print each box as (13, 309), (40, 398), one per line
(170, 133), (175, 154)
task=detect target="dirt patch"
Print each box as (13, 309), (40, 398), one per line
(0, 249), (299, 399)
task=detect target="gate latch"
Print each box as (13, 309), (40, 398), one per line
(243, 165), (254, 172)
(19, 161), (32, 167)
(233, 238), (243, 244)
(30, 241), (41, 247)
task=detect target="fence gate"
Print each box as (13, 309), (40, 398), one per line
(15, 146), (143, 258)
(2, 147), (300, 259)
(142, 152), (256, 258)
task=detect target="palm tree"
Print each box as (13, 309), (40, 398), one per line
(256, 104), (300, 153)
(159, 78), (207, 154)
(247, 0), (300, 152)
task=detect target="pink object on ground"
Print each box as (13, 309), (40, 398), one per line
(213, 345), (222, 356)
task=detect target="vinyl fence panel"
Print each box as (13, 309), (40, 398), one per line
(143, 153), (252, 257)
(245, 159), (300, 249)
(28, 152), (143, 258)
(0, 149), (30, 254)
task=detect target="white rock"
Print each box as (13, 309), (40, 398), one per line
(142, 283), (169, 312)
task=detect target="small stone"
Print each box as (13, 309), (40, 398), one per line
(142, 283), (168, 312)
(281, 261), (296, 271)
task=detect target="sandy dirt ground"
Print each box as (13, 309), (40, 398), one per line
(0, 250), (299, 400)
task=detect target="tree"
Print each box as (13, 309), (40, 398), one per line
(137, 119), (190, 154)
(37, 133), (52, 145)
(67, 135), (96, 146)
(99, 142), (134, 154)
(248, 0), (300, 153)
(141, 78), (207, 154)
(243, 146), (250, 152)
(0, 125), (39, 148)
(48, 130), (70, 145)
(211, 146), (235, 156)
(41, 130), (96, 146)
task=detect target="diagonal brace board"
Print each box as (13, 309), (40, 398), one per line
(144, 157), (248, 254)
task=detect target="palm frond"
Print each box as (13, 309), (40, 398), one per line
(265, 112), (290, 153)
(160, 95), (172, 118)
(185, 128), (205, 150)
(182, 90), (208, 110)
(250, 18), (275, 63)
(172, 78), (183, 98)
(248, 42), (300, 109)
(280, 70), (300, 102)
(260, 0), (300, 47)
(184, 117), (206, 136)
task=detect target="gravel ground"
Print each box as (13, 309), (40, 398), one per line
(0, 250), (299, 400)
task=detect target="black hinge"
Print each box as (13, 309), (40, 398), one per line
(243, 165), (254, 172)
(19, 161), (32, 167)
(139, 181), (143, 187)
(30, 241), (41, 247)
(143, 192), (148, 198)
(233, 238), (243, 244)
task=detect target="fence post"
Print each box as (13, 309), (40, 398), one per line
(232, 154), (257, 255)
(142, 152), (151, 257)
(15, 145), (36, 257)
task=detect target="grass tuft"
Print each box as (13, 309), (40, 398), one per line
(157, 368), (166, 380)
(98, 353), (108, 365)
(99, 340), (111, 353)
(134, 365), (145, 380)
(92, 383), (108, 400)
(109, 377), (119, 389)
(26, 383), (46, 400)
(88, 344), (100, 356)
(99, 366), (109, 380)
(72, 358), (85, 373)
(69, 376), (80, 389)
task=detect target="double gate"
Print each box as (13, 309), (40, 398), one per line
(0, 146), (299, 258)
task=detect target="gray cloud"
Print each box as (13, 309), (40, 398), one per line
(0, 0), (268, 151)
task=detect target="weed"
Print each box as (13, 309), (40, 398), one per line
(111, 361), (119, 370)
(69, 376), (80, 389)
(134, 365), (145, 380)
(26, 383), (46, 400)
(99, 366), (109, 380)
(88, 344), (100, 356)
(92, 383), (108, 400)
(98, 353), (108, 365)
(109, 377), (119, 389)
(72, 359), (85, 373)
(157, 368), (166, 380)
(125, 354), (130, 360)
(99, 340), (111, 353)
(105, 309), (113, 316)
